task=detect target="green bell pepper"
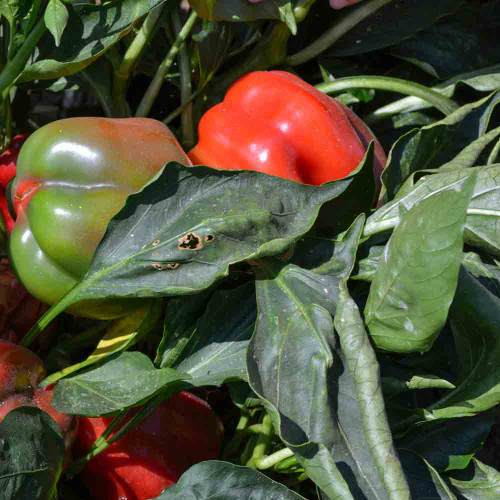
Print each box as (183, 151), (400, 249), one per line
(9, 117), (191, 318)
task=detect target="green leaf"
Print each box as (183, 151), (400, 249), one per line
(397, 415), (494, 472)
(327, 0), (460, 57)
(153, 461), (307, 499)
(365, 171), (476, 353)
(0, 0), (32, 23)
(379, 92), (500, 202)
(20, 0), (167, 81)
(64, 163), (352, 308)
(446, 459), (500, 498)
(44, 0), (69, 47)
(334, 280), (411, 498)
(175, 283), (256, 386)
(0, 407), (64, 500)
(189, 0), (293, 24)
(52, 351), (190, 416)
(399, 450), (458, 499)
(389, 2), (500, 79)
(430, 267), (500, 418)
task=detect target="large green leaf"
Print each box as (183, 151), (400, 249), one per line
(249, 217), (402, 499)
(326, 0), (460, 57)
(365, 172), (476, 353)
(52, 351), (190, 416)
(389, 2), (500, 79)
(153, 461), (307, 499)
(0, 407), (64, 500)
(334, 281), (410, 498)
(20, 0), (168, 81)
(60, 163), (353, 310)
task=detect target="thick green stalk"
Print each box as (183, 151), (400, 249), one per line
(286, 0), (393, 67)
(316, 76), (460, 116)
(0, 17), (46, 99)
(112, 6), (164, 117)
(135, 10), (197, 118)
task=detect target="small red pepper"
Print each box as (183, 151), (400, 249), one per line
(189, 71), (386, 187)
(0, 135), (27, 234)
(74, 391), (224, 500)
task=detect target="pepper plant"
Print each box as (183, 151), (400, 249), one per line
(2, 1), (500, 500)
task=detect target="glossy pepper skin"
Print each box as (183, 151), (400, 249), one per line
(9, 118), (191, 318)
(0, 340), (78, 465)
(189, 70), (386, 187)
(74, 391), (224, 500)
(0, 135), (27, 234)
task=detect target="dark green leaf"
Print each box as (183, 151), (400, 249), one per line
(20, 0), (167, 81)
(0, 0), (32, 22)
(379, 92), (500, 203)
(446, 459), (500, 498)
(189, 0), (293, 25)
(399, 450), (458, 499)
(153, 461), (307, 499)
(326, 0), (460, 57)
(44, 0), (69, 47)
(397, 415), (494, 472)
(334, 281), (410, 498)
(0, 407), (64, 500)
(365, 172), (476, 353)
(68, 163), (352, 306)
(389, 2), (500, 79)
(52, 351), (190, 416)
(176, 283), (256, 386)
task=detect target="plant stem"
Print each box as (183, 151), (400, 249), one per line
(246, 413), (274, 468)
(316, 76), (460, 116)
(112, 5), (164, 117)
(135, 10), (197, 118)
(0, 17), (46, 99)
(172, 8), (195, 149)
(286, 0), (393, 67)
(254, 447), (294, 470)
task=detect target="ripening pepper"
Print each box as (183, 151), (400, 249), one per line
(74, 391), (224, 500)
(189, 70), (386, 188)
(0, 340), (78, 465)
(9, 118), (191, 318)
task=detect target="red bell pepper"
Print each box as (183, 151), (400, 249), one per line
(189, 71), (386, 187)
(74, 391), (224, 500)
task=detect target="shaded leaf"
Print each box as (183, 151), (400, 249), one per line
(430, 267), (500, 418)
(389, 2), (500, 79)
(52, 351), (189, 416)
(327, 0), (460, 57)
(0, 407), (64, 500)
(397, 415), (494, 472)
(176, 283), (256, 386)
